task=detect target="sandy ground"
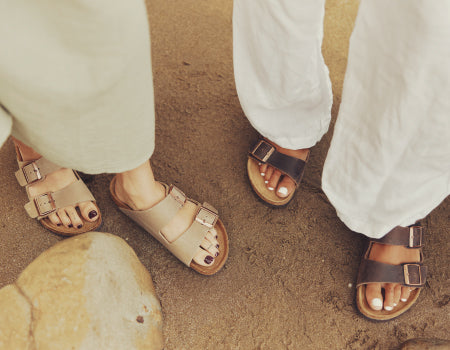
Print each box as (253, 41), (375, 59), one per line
(0, 0), (449, 349)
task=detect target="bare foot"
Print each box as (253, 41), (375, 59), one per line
(259, 139), (309, 198)
(365, 243), (420, 311)
(13, 138), (99, 229)
(114, 161), (220, 267)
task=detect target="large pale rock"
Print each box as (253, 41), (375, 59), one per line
(0, 232), (163, 350)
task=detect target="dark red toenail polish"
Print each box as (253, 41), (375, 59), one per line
(204, 256), (214, 265)
(216, 244), (219, 249)
(77, 224), (83, 229)
(215, 235), (218, 239)
(88, 210), (98, 219)
(57, 223), (62, 226)
(215, 252), (219, 257)
(68, 224), (73, 228)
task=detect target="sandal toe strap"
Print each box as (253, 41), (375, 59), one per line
(373, 225), (423, 248)
(24, 179), (95, 219)
(357, 259), (427, 288)
(249, 139), (306, 184)
(15, 158), (61, 186)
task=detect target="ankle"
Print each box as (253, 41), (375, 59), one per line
(115, 173), (165, 210)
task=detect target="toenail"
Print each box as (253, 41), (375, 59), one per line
(215, 252), (219, 257)
(215, 235), (218, 239)
(216, 244), (219, 249)
(258, 162), (262, 166)
(371, 298), (383, 310)
(278, 187), (288, 196)
(401, 298), (407, 302)
(57, 223), (62, 226)
(264, 180), (268, 184)
(204, 256), (214, 265)
(68, 224), (73, 228)
(268, 187), (274, 191)
(88, 210), (98, 219)
(393, 303), (397, 307)
(260, 172), (265, 177)
(385, 306), (393, 311)
(77, 224), (83, 229)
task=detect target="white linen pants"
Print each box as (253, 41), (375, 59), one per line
(234, 0), (450, 238)
(0, 0), (155, 174)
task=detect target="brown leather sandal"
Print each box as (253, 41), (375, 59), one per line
(110, 176), (229, 275)
(356, 225), (427, 321)
(15, 148), (102, 236)
(247, 138), (309, 207)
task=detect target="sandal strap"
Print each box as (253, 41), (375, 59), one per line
(15, 158), (61, 186)
(117, 184), (219, 266)
(372, 225), (423, 248)
(357, 260), (427, 288)
(24, 179), (95, 219)
(249, 139), (307, 184)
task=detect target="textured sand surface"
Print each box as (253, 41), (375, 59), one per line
(0, 0), (448, 349)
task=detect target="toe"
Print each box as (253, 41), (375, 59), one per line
(365, 283), (383, 311)
(64, 206), (83, 229)
(400, 286), (413, 303)
(383, 284), (395, 311)
(268, 170), (282, 191)
(79, 201), (99, 222)
(57, 209), (72, 228)
(276, 176), (296, 198)
(200, 238), (219, 257)
(48, 212), (62, 227)
(264, 167), (274, 188)
(393, 284), (402, 306)
(259, 163), (267, 177)
(206, 229), (218, 241)
(193, 249), (215, 267)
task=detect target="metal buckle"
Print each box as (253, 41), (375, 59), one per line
(34, 192), (56, 216)
(169, 186), (186, 206)
(195, 206), (218, 229)
(22, 162), (42, 184)
(409, 226), (422, 248)
(251, 140), (275, 163)
(403, 263), (422, 286)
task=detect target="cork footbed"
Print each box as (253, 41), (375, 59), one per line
(109, 176), (228, 275)
(247, 157), (296, 207)
(356, 285), (421, 321)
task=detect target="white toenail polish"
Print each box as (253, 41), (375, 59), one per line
(264, 180), (268, 184)
(278, 187), (288, 196)
(393, 303), (397, 307)
(268, 187), (274, 191)
(401, 298), (407, 302)
(261, 172), (265, 177)
(371, 298), (382, 309)
(384, 306), (393, 311)
(258, 162), (262, 166)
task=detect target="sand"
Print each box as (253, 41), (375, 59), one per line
(0, 0), (448, 349)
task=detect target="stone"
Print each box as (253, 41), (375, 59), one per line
(400, 338), (450, 350)
(0, 232), (163, 350)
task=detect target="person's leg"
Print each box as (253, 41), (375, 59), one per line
(1, 0), (225, 268)
(233, 0), (332, 198)
(322, 0), (450, 314)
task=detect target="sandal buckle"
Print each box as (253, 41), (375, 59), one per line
(34, 192), (56, 216)
(403, 263), (422, 287)
(195, 206), (218, 229)
(169, 186), (186, 206)
(251, 140), (275, 163)
(22, 162), (42, 184)
(409, 226), (423, 248)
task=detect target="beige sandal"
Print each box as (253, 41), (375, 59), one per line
(356, 225), (427, 321)
(110, 176), (228, 275)
(15, 147), (102, 236)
